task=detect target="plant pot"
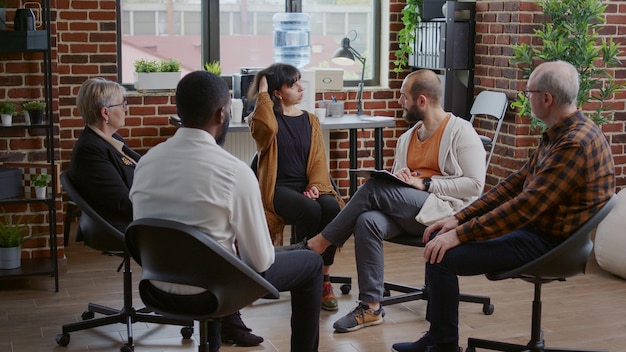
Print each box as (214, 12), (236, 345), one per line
(134, 71), (181, 91)
(1, 114), (12, 127)
(23, 111), (31, 125)
(0, 246), (21, 270)
(26, 109), (44, 124)
(35, 186), (47, 199)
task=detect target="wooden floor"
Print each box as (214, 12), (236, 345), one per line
(1, 226), (625, 352)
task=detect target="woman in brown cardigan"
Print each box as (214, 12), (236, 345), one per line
(248, 63), (345, 311)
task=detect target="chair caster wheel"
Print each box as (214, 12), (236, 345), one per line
(120, 344), (134, 352)
(340, 284), (351, 294)
(483, 303), (495, 315)
(465, 347), (476, 352)
(81, 310), (94, 320)
(55, 333), (70, 346)
(181, 326), (194, 339)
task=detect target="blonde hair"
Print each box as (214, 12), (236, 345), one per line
(76, 77), (126, 125)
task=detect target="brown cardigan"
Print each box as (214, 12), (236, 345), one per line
(249, 92), (345, 245)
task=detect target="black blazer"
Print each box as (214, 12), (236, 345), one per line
(67, 126), (141, 230)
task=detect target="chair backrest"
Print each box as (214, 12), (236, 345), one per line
(125, 218), (279, 321)
(60, 172), (126, 253)
(468, 90), (508, 167)
(487, 195), (618, 282)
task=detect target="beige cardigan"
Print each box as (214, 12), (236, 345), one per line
(248, 92), (345, 245)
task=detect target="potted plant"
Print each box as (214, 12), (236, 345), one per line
(393, 0), (422, 73)
(22, 100), (46, 125)
(133, 58), (181, 91)
(510, 0), (624, 131)
(0, 101), (17, 127)
(31, 173), (51, 199)
(0, 212), (32, 269)
(204, 61), (221, 76)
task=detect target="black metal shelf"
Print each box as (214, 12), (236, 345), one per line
(0, 122), (49, 130)
(0, 257), (56, 277)
(409, 1), (476, 118)
(0, 0), (58, 291)
(0, 30), (49, 53)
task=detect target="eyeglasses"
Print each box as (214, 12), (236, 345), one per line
(523, 89), (545, 98)
(107, 99), (128, 109)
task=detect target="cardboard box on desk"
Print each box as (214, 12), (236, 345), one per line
(314, 68), (344, 91)
(0, 167), (23, 199)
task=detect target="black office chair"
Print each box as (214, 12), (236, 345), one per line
(466, 195), (617, 352)
(125, 218), (280, 352)
(55, 172), (193, 352)
(250, 153), (353, 294)
(382, 235), (494, 315)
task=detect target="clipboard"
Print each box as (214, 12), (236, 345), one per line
(350, 169), (412, 187)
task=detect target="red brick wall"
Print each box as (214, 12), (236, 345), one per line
(473, 1), (626, 189)
(1, 0), (625, 258)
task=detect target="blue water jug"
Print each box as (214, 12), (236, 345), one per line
(272, 12), (311, 68)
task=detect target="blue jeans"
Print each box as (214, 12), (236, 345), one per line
(425, 229), (561, 345)
(263, 250), (323, 352)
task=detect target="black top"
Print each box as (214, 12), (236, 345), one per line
(67, 126), (141, 230)
(275, 111), (311, 181)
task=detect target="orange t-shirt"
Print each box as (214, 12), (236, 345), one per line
(406, 115), (450, 178)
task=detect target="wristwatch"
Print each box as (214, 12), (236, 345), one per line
(423, 178), (432, 192)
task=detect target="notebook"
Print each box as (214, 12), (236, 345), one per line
(350, 169), (412, 187)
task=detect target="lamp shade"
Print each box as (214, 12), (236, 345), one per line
(332, 37), (358, 65)
(332, 47), (355, 65)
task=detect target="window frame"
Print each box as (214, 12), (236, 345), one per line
(117, 0), (383, 89)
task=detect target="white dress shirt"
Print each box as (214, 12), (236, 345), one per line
(130, 127), (275, 273)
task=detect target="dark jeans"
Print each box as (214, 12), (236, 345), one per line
(264, 250), (323, 352)
(425, 228), (561, 345)
(274, 178), (341, 266)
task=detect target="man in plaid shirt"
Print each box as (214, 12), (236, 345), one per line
(391, 60), (616, 352)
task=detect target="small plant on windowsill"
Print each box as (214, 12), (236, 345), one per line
(133, 58), (182, 91)
(204, 61), (221, 76)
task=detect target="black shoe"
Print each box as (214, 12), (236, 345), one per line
(220, 312), (263, 346)
(275, 238), (309, 252)
(391, 331), (434, 352)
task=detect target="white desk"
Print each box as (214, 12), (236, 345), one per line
(170, 114), (396, 195)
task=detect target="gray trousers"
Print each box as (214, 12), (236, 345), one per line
(321, 177), (429, 303)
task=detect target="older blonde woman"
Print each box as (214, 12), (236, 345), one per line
(67, 77), (262, 347)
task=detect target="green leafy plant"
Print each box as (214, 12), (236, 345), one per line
(22, 100), (46, 110)
(134, 58), (181, 73)
(510, 0), (624, 131)
(0, 212), (33, 248)
(31, 173), (51, 187)
(393, 0), (422, 73)
(0, 101), (17, 115)
(204, 61), (221, 75)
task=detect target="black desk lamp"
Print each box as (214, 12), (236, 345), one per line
(332, 31), (366, 116)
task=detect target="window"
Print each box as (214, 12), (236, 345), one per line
(119, 0), (382, 88)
